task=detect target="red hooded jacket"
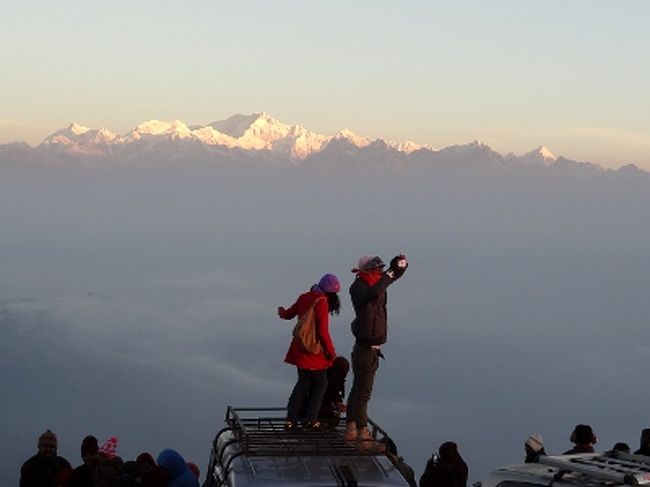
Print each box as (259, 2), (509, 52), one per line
(280, 289), (336, 370)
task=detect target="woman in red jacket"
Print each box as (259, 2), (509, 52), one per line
(278, 273), (340, 429)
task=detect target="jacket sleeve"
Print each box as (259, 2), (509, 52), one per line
(314, 297), (336, 361)
(278, 297), (300, 320)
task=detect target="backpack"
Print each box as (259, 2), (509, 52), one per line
(292, 297), (325, 354)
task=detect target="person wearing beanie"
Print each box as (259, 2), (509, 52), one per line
(278, 273), (341, 429)
(20, 430), (72, 487)
(345, 253), (408, 447)
(81, 435), (99, 459)
(524, 433), (546, 463)
(564, 423), (597, 454)
(94, 436), (123, 487)
(634, 428), (650, 456)
(98, 437), (119, 459)
(69, 435), (100, 487)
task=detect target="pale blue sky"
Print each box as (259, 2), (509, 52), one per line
(1, 0), (649, 168)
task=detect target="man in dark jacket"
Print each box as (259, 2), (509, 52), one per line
(20, 430), (71, 487)
(344, 253), (407, 445)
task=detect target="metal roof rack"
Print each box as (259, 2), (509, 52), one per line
(539, 451), (650, 485)
(220, 406), (389, 457)
(203, 406), (421, 486)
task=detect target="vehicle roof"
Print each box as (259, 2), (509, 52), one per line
(205, 406), (412, 487)
(482, 452), (650, 487)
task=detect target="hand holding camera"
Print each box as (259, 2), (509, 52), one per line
(389, 253), (408, 279)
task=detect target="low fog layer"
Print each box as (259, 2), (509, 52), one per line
(2, 154), (650, 485)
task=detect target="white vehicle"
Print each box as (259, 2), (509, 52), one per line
(481, 451), (650, 487)
(203, 406), (414, 487)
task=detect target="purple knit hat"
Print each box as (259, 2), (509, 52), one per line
(318, 274), (340, 293)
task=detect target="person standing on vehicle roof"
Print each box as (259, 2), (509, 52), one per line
(278, 273), (341, 429)
(345, 254), (408, 444)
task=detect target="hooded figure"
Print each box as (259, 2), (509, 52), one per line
(420, 441), (468, 487)
(156, 449), (199, 487)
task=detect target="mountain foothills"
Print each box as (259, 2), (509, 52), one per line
(1, 112), (642, 174)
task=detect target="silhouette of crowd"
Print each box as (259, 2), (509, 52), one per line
(20, 430), (200, 487)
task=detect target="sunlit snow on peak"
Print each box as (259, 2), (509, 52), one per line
(537, 146), (557, 160)
(69, 123), (91, 135)
(334, 129), (371, 148)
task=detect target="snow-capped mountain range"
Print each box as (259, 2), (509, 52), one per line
(8, 112), (562, 166)
(39, 112), (432, 160)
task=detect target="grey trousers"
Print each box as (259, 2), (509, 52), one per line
(346, 343), (380, 428)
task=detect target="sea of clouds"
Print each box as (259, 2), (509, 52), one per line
(2, 156), (650, 485)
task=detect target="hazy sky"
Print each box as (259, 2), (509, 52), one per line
(2, 0), (650, 168)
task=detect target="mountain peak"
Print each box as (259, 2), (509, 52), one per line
(207, 113), (285, 138)
(535, 146), (557, 160)
(507, 145), (558, 166)
(133, 120), (190, 136)
(68, 123), (91, 136)
(252, 111), (278, 124)
(42, 123), (117, 147)
(389, 140), (435, 154)
(334, 129), (371, 148)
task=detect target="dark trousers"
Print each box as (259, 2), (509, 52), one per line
(346, 344), (380, 428)
(287, 368), (328, 421)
